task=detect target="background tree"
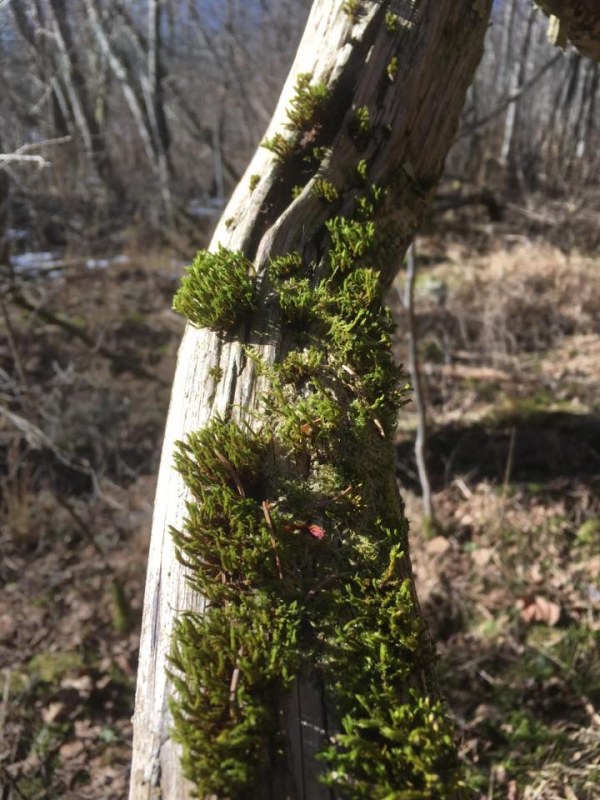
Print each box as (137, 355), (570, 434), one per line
(1, 0), (599, 244)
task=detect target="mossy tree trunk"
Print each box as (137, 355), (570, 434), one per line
(129, 2), (493, 798)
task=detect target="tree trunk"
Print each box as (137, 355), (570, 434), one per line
(129, 1), (492, 798)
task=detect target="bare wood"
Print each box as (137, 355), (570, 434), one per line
(130, 1), (493, 797)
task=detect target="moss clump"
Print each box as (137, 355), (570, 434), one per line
(311, 178), (340, 203)
(285, 72), (331, 132)
(249, 174), (260, 191)
(356, 158), (368, 182)
(268, 251), (303, 281)
(262, 73), (331, 164)
(354, 105), (371, 134)
(261, 132), (295, 162)
(173, 245), (256, 332)
(387, 56), (399, 81)
(326, 215), (377, 274)
(385, 11), (399, 32)
(342, 0), (362, 21)
(169, 183), (466, 798)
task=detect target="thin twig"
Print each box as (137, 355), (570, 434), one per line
(0, 300), (30, 398)
(261, 500), (284, 580)
(403, 242), (438, 532)
(0, 403), (123, 509)
(496, 426), (516, 534)
(0, 136), (72, 171)
(0, 668), (11, 749)
(459, 53), (562, 138)
(213, 449), (245, 497)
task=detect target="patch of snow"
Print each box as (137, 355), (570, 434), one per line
(10, 251), (63, 273)
(86, 258), (111, 270)
(7, 228), (28, 241)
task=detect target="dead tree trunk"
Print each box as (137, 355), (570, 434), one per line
(130, 1), (493, 798)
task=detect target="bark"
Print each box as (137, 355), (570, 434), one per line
(537, 0), (600, 62)
(129, 1), (492, 798)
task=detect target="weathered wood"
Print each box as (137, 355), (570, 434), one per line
(129, 1), (493, 797)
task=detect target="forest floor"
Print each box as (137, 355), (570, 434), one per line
(0, 209), (598, 799)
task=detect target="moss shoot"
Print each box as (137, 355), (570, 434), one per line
(262, 72), (332, 163)
(173, 245), (256, 332)
(169, 178), (467, 798)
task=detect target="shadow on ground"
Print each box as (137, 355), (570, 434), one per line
(396, 410), (600, 492)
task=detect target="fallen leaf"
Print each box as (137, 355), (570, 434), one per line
(42, 702), (65, 723)
(426, 536), (450, 556)
(519, 595), (561, 626)
(59, 740), (85, 760)
(61, 674), (93, 694)
(471, 547), (494, 567)
(306, 524), (325, 540)
(74, 719), (99, 739)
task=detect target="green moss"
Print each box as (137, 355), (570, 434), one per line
(173, 245), (256, 332)
(225, 217), (235, 229)
(385, 11), (399, 32)
(310, 146), (329, 164)
(326, 215), (377, 273)
(342, 0), (362, 22)
(208, 365), (224, 383)
(311, 178), (340, 203)
(263, 74), (331, 164)
(285, 72), (331, 132)
(249, 174), (260, 191)
(387, 56), (399, 81)
(356, 159), (368, 181)
(268, 251), (303, 281)
(261, 132), (295, 162)
(169, 182), (465, 797)
(354, 105), (371, 134)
